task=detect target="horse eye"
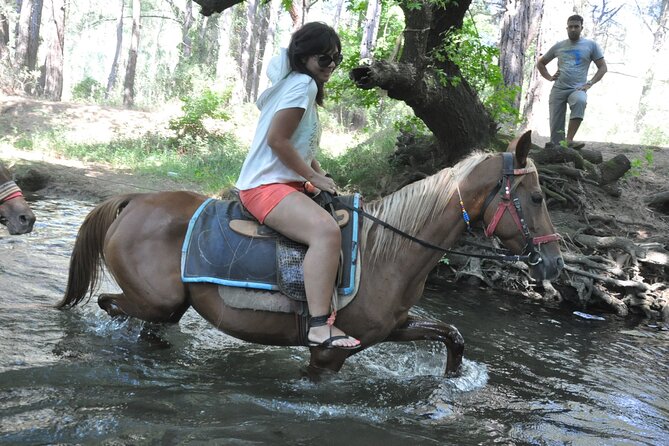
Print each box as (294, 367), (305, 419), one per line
(531, 191), (543, 204)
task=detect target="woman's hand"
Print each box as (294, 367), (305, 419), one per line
(308, 171), (337, 194)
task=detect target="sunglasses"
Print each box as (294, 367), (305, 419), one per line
(316, 53), (343, 68)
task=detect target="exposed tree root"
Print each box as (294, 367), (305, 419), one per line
(429, 145), (669, 323)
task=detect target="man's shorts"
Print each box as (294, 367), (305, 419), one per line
(239, 182), (305, 224)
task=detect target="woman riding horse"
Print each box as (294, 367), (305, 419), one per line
(58, 131), (563, 379)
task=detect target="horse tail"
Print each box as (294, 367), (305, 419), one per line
(57, 194), (141, 309)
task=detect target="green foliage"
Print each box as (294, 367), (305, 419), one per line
(627, 149), (655, 178)
(393, 115), (430, 136)
(25, 129), (247, 195)
(319, 126), (399, 199)
(168, 88), (232, 139)
(434, 19), (520, 126)
(71, 76), (105, 102)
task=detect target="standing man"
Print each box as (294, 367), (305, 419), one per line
(537, 14), (607, 149)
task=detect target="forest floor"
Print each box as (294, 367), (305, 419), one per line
(2, 94), (669, 321)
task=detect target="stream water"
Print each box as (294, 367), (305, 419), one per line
(1, 196), (668, 445)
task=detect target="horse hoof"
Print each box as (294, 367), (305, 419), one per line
(98, 298), (126, 317)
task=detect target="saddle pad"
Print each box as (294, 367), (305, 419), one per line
(181, 195), (361, 296)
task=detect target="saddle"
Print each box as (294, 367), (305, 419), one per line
(180, 194), (361, 302)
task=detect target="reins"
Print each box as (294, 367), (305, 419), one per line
(324, 193), (539, 263)
(322, 152), (561, 264)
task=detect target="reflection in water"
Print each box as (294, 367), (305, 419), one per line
(1, 197), (668, 445)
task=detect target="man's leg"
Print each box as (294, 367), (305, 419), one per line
(567, 90), (587, 147)
(549, 88), (569, 145)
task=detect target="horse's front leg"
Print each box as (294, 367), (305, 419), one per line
(384, 316), (464, 377)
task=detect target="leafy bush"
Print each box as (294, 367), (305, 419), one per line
(168, 88), (232, 139)
(72, 76), (105, 102)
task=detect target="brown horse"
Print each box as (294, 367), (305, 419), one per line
(58, 131), (563, 378)
(0, 161), (36, 235)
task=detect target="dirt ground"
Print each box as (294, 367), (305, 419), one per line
(2, 94), (669, 319)
(0, 95), (202, 200)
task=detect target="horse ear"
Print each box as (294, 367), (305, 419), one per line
(512, 130), (532, 167)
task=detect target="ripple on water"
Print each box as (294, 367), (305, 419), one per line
(2, 196), (669, 445)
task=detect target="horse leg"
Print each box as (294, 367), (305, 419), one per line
(303, 349), (351, 381)
(98, 291), (188, 324)
(383, 316), (464, 377)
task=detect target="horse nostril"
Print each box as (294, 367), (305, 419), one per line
(556, 257), (565, 270)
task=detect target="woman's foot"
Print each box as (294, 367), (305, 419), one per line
(307, 324), (360, 349)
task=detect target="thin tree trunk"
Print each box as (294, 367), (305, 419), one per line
(332, 0), (345, 30)
(241, 0), (258, 101)
(0, 10), (9, 61)
(41, 0), (64, 100)
(106, 0), (125, 98)
(251, 4), (271, 101)
(123, 0), (141, 107)
(522, 0), (572, 136)
(256, 0), (280, 95)
(499, 0), (543, 110)
(634, 0), (669, 131)
(360, 0), (381, 60)
(15, 0), (43, 73)
(182, 0), (194, 58)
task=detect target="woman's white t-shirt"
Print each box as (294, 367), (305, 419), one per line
(236, 72), (321, 190)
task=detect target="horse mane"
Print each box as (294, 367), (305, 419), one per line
(360, 151), (493, 264)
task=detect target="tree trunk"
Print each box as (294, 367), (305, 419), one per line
(183, 0), (194, 58)
(332, 0), (346, 30)
(634, 0), (669, 131)
(499, 0), (543, 109)
(256, 0), (279, 95)
(360, 0), (381, 60)
(123, 0), (141, 107)
(40, 0), (64, 100)
(15, 0), (43, 74)
(241, 0), (259, 101)
(0, 10), (9, 61)
(522, 1), (572, 135)
(350, 0), (495, 165)
(251, 4), (272, 101)
(106, 0), (125, 98)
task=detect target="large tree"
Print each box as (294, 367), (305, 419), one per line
(193, 0), (496, 165)
(40, 0), (65, 101)
(498, 0), (544, 110)
(15, 0), (43, 80)
(123, 0), (141, 107)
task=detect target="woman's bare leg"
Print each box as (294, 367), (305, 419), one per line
(264, 192), (359, 348)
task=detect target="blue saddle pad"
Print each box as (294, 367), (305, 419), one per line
(181, 195), (361, 297)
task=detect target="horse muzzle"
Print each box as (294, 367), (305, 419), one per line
(0, 202), (36, 235)
(528, 247), (564, 281)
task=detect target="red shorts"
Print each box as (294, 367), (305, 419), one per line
(239, 182), (305, 224)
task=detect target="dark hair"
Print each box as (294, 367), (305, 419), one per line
(288, 22), (341, 106)
(567, 14), (584, 25)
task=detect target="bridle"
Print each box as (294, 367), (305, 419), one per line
(326, 152), (561, 264)
(0, 181), (24, 205)
(480, 152), (561, 265)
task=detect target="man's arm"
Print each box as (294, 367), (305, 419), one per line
(587, 58), (607, 87)
(536, 55), (559, 81)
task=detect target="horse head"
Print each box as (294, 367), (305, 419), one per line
(0, 162), (36, 235)
(479, 131), (564, 281)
